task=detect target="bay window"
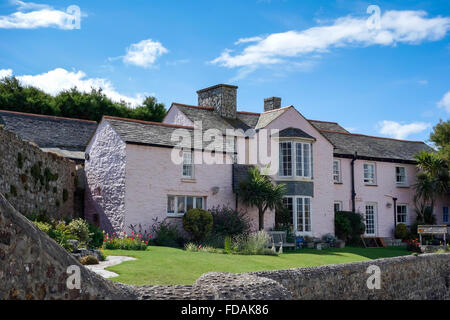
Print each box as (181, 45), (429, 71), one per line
(282, 196), (312, 234)
(279, 141), (313, 179)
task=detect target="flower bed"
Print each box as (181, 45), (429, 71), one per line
(103, 232), (150, 250)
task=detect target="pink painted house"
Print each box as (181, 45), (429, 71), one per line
(84, 84), (449, 239)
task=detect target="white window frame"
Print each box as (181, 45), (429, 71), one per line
(364, 202), (378, 236)
(182, 150), (194, 179)
(395, 166), (407, 186)
(278, 140), (313, 180)
(334, 201), (342, 213)
(167, 195), (205, 217)
(363, 163), (376, 185)
(333, 160), (341, 183)
(282, 195), (312, 235)
(396, 204), (408, 225)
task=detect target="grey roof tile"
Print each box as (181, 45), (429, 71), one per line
(309, 120), (349, 133)
(0, 110), (97, 154)
(105, 116), (234, 153)
(320, 130), (434, 162)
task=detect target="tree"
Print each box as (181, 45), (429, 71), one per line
(413, 151), (449, 224)
(0, 76), (167, 122)
(238, 167), (286, 230)
(430, 119), (450, 163)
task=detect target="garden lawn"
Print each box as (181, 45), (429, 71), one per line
(103, 246), (410, 285)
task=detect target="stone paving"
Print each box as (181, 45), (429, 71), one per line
(85, 256), (137, 279)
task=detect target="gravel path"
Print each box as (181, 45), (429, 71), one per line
(86, 255), (137, 279)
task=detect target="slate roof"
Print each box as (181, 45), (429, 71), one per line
(320, 130), (434, 162)
(0, 110), (97, 160)
(171, 104), (433, 162)
(105, 116), (234, 153)
(309, 120), (349, 133)
(277, 127), (316, 140)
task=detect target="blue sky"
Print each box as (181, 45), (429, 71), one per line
(0, 0), (449, 142)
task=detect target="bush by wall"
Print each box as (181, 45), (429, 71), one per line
(394, 223), (409, 240)
(335, 211), (365, 245)
(150, 217), (186, 247)
(182, 208), (213, 242)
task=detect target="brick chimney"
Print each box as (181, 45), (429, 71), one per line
(264, 97), (281, 112)
(197, 84), (238, 119)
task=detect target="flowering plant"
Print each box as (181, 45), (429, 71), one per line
(406, 238), (422, 253)
(103, 231), (150, 250)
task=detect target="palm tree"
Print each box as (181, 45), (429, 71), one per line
(238, 167), (286, 230)
(414, 151), (449, 223)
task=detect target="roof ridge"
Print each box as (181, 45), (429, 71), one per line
(308, 119), (339, 124)
(104, 115), (194, 129)
(0, 109), (97, 123)
(260, 105), (292, 114)
(320, 129), (426, 143)
(237, 111), (260, 115)
(172, 103), (214, 110)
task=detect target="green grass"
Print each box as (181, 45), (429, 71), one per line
(103, 246), (410, 285)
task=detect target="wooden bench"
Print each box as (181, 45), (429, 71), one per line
(267, 231), (296, 249)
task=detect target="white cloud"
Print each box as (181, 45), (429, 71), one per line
(437, 91), (450, 113)
(0, 1), (81, 29)
(123, 39), (168, 68)
(212, 10), (450, 69)
(377, 120), (430, 139)
(6, 68), (145, 106)
(0, 69), (13, 78)
(234, 36), (264, 45)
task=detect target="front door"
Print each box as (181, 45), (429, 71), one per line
(365, 203), (377, 236)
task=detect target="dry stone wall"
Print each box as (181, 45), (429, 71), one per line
(0, 193), (134, 300)
(0, 126), (77, 219)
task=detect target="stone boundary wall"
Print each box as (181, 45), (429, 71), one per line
(0, 125), (77, 219)
(251, 253), (450, 300)
(0, 193), (134, 300)
(1, 189), (449, 300)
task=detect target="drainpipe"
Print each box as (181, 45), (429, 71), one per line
(393, 197), (397, 230)
(351, 152), (357, 213)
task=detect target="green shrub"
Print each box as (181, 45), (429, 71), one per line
(224, 236), (232, 253)
(184, 243), (220, 253)
(79, 255), (99, 265)
(394, 223), (409, 240)
(88, 223), (104, 248)
(68, 218), (90, 243)
(34, 221), (53, 234)
(231, 231), (276, 256)
(151, 218), (185, 247)
(335, 211), (365, 245)
(182, 208), (213, 242)
(209, 206), (250, 238)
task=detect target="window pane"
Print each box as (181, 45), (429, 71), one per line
(279, 142), (292, 176)
(397, 205), (407, 223)
(396, 167), (406, 184)
(444, 207), (449, 223)
(296, 197), (303, 232)
(304, 198), (311, 232)
(282, 197), (294, 227)
(296, 143), (303, 176)
(365, 205), (375, 234)
(364, 164), (374, 183)
(186, 197), (194, 211)
(334, 202), (341, 213)
(177, 196), (185, 213)
(333, 160), (340, 182)
(182, 151), (193, 177)
(167, 196), (175, 214)
(303, 144), (310, 177)
(196, 197), (203, 209)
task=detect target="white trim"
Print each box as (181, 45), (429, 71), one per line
(396, 203), (408, 225)
(182, 150), (194, 179)
(283, 195), (313, 236)
(363, 162), (376, 185)
(333, 159), (341, 183)
(278, 140), (313, 180)
(395, 166), (407, 186)
(364, 202), (378, 236)
(334, 201), (343, 213)
(167, 195), (205, 217)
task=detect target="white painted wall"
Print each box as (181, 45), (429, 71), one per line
(84, 120), (127, 234)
